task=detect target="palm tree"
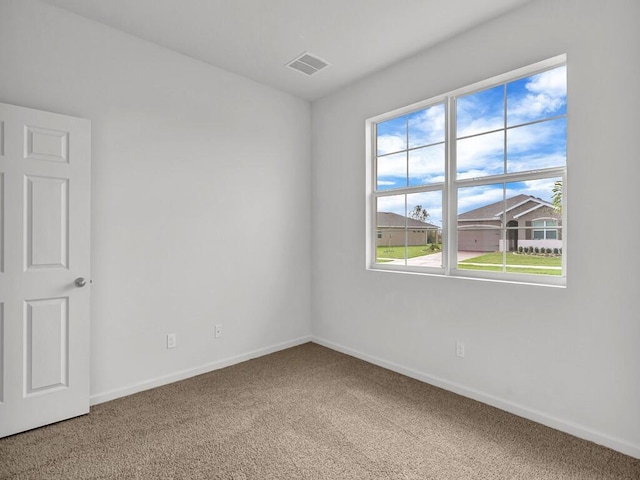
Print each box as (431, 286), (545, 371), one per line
(552, 180), (562, 214)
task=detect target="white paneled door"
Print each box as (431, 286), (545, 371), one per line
(0, 102), (91, 437)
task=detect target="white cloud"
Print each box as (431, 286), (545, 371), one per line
(377, 194), (406, 216)
(457, 186), (503, 214)
(377, 151), (406, 177)
(508, 66), (566, 124)
(506, 178), (561, 203)
(507, 153), (566, 173)
(377, 134), (406, 155)
(457, 116), (503, 138)
(408, 144), (445, 177)
(408, 104), (445, 147)
(420, 174), (445, 184)
(456, 85), (503, 138)
(456, 131), (504, 176)
(455, 115), (565, 178)
(527, 66), (567, 97)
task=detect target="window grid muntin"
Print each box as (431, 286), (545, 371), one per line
(455, 84), (567, 179)
(377, 139), (445, 159)
(373, 100), (447, 270)
(370, 57), (566, 285)
(375, 101), (447, 192)
(456, 113), (568, 143)
(374, 190), (444, 266)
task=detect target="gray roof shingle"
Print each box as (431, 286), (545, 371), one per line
(457, 194), (551, 221)
(377, 212), (439, 229)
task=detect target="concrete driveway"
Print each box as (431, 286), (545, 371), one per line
(384, 251), (480, 267)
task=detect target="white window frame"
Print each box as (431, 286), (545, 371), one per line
(366, 55), (567, 287)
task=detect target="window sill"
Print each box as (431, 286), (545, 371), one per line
(367, 264), (566, 288)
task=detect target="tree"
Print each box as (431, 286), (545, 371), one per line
(552, 180), (562, 214)
(409, 205), (430, 223)
(409, 205), (437, 245)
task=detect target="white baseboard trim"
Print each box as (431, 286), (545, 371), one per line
(90, 335), (312, 406)
(312, 336), (640, 460)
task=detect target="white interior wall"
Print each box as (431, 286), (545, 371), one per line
(1, 0), (639, 461)
(0, 0), (312, 401)
(311, 0), (640, 458)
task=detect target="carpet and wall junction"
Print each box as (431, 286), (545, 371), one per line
(1, 343), (638, 479)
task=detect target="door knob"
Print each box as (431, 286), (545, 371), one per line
(75, 277), (87, 288)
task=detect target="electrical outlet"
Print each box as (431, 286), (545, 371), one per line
(167, 333), (176, 349)
(215, 324), (222, 338)
(456, 340), (465, 358)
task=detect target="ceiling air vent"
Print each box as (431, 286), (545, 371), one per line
(287, 52), (331, 76)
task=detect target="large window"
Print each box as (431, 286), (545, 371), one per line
(367, 56), (567, 286)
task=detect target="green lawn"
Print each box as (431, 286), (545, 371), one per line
(376, 244), (440, 260)
(458, 264), (562, 275)
(376, 249), (562, 276)
(458, 252), (562, 276)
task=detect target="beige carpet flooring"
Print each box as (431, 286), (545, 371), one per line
(1, 342), (639, 479)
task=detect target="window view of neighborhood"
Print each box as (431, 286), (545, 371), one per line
(373, 61), (566, 280)
(456, 187), (562, 275)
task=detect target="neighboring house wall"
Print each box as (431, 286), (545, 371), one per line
(500, 238), (562, 251)
(512, 205), (563, 251)
(458, 202), (562, 253)
(376, 212), (440, 247)
(377, 228), (438, 247)
(458, 226), (501, 252)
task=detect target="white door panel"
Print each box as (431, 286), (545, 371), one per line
(25, 174), (69, 270)
(0, 102), (90, 437)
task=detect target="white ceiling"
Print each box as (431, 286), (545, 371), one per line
(38, 0), (531, 101)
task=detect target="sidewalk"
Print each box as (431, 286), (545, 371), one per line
(382, 251), (561, 270)
(381, 251), (479, 267)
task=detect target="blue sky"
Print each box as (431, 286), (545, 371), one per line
(376, 65), (566, 226)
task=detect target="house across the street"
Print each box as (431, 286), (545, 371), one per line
(378, 194), (561, 252)
(458, 194), (562, 252)
(376, 212), (440, 247)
